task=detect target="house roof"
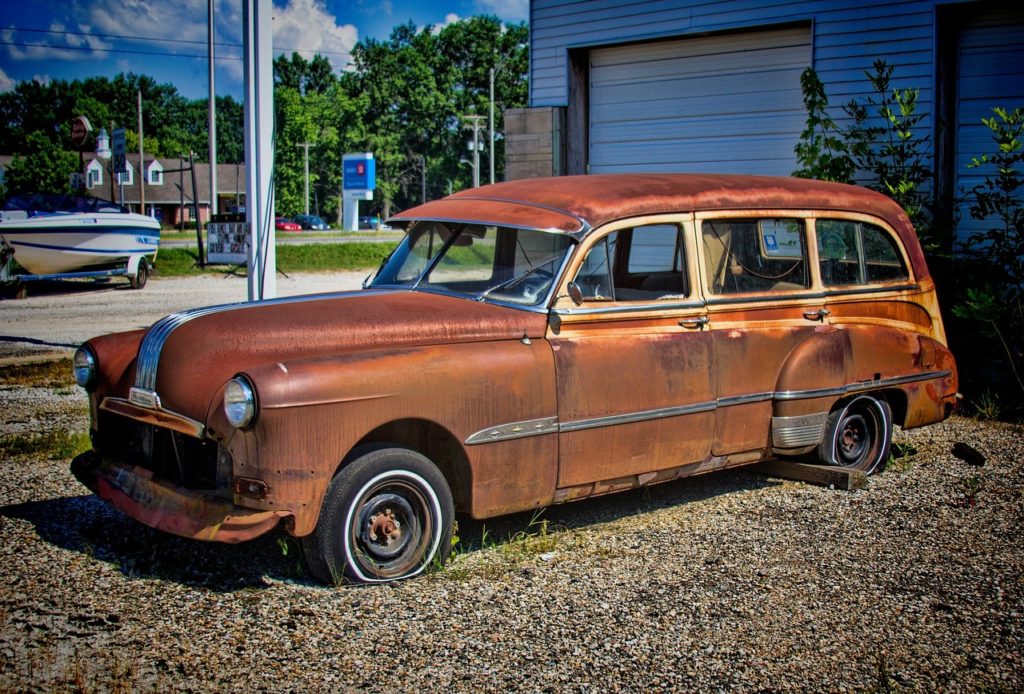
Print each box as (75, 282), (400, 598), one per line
(0, 152), (245, 205)
(82, 154), (246, 205)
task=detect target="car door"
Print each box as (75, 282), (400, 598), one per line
(547, 218), (716, 495)
(697, 213), (830, 456)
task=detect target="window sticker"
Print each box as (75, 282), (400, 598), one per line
(759, 219), (803, 259)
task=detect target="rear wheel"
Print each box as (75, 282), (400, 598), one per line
(303, 447), (454, 584)
(817, 395), (892, 475)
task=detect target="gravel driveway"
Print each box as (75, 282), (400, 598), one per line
(1, 274), (1022, 691)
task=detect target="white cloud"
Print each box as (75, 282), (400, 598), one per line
(86, 0), (208, 44)
(473, 0), (528, 21)
(271, 0), (358, 73)
(32, 74), (51, 86)
(431, 13), (462, 35)
(3, 21), (111, 62)
(0, 67), (14, 93)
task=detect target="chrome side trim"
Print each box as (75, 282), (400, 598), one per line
(775, 370), (952, 401)
(821, 283), (920, 297)
(134, 290), (390, 394)
(719, 391), (774, 407)
(558, 401), (717, 433)
(466, 370), (953, 444)
(772, 413), (828, 449)
(465, 416), (559, 445)
(552, 299), (706, 316)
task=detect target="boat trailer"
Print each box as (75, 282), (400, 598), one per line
(1, 241), (151, 298)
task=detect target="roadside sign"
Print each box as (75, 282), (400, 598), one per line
(343, 153), (375, 191)
(112, 127), (127, 175)
(71, 116), (92, 148)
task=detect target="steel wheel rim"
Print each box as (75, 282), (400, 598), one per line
(835, 401), (884, 470)
(349, 478), (434, 579)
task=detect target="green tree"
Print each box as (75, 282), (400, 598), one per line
(793, 67), (855, 183)
(3, 131), (81, 196)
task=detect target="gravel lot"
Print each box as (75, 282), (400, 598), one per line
(1, 275), (1022, 691)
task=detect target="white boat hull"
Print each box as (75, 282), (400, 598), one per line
(0, 212), (160, 275)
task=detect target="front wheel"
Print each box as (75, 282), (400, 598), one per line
(817, 395), (893, 475)
(303, 447), (454, 584)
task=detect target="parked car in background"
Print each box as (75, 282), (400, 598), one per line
(275, 217), (301, 232)
(293, 214), (329, 230)
(71, 174), (958, 585)
(358, 215), (381, 230)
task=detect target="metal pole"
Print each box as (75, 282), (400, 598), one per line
(489, 67), (495, 185)
(243, 0), (276, 300)
(420, 155), (426, 203)
(297, 142), (311, 214)
(208, 0), (218, 217)
(138, 89), (145, 213)
(463, 115), (485, 188)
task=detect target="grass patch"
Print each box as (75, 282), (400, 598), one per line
(153, 242), (398, 278)
(438, 511), (575, 581)
(0, 429), (91, 459)
(0, 358), (73, 388)
(887, 442), (919, 473)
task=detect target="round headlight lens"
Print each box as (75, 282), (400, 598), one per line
(224, 376), (257, 429)
(72, 346), (97, 389)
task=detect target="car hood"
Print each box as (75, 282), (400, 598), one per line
(136, 289), (549, 421)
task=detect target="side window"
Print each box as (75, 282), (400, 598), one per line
(572, 224), (688, 302)
(574, 232), (618, 300)
(817, 219), (908, 287)
(702, 218), (808, 295)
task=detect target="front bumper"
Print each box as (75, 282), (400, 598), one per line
(72, 450), (290, 543)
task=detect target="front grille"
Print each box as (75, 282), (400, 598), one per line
(95, 410), (232, 496)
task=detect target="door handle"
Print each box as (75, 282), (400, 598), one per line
(679, 316), (710, 330)
(803, 308), (831, 322)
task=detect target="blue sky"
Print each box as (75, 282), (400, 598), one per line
(0, 0), (528, 100)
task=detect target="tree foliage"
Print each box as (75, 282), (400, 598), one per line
(1, 15), (528, 217)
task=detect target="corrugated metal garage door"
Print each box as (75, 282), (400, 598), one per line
(955, 8), (1024, 240)
(588, 26), (811, 175)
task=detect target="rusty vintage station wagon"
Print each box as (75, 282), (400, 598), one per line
(71, 174), (958, 583)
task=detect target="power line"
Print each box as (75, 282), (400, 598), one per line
(0, 39), (242, 61)
(4, 25), (354, 57)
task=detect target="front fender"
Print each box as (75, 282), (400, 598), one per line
(223, 339), (559, 531)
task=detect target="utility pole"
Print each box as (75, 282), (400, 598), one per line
(417, 154), (426, 203)
(297, 142), (312, 214)
(208, 0), (218, 217)
(137, 90), (145, 213)
(463, 115), (485, 188)
(489, 44), (524, 185)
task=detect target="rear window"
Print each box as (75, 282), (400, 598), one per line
(816, 220), (908, 287)
(701, 218), (809, 294)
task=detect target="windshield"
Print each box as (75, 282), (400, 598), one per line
(369, 221), (574, 307)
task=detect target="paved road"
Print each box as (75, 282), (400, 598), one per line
(159, 231), (401, 248)
(0, 271), (367, 364)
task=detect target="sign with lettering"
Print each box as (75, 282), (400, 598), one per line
(112, 128), (128, 175)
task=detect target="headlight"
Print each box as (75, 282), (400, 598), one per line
(224, 376), (257, 429)
(72, 346), (97, 390)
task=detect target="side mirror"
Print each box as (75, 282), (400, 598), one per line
(567, 281), (583, 306)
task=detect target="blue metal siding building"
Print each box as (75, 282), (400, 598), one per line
(510, 0), (1023, 238)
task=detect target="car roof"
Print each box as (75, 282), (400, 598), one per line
(389, 173), (927, 279)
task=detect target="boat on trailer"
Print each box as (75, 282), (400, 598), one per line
(0, 193), (160, 290)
